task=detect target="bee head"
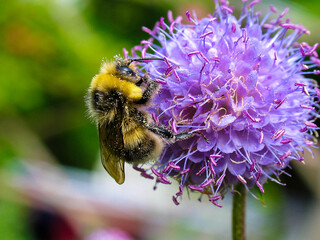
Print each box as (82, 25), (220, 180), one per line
(113, 57), (142, 85)
(112, 56), (164, 85)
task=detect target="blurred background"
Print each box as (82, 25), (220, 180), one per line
(0, 0), (320, 239)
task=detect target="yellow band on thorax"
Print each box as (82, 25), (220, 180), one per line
(91, 74), (142, 101)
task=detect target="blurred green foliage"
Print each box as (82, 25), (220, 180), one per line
(0, 0), (319, 239)
(0, 199), (32, 240)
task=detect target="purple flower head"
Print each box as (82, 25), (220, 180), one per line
(125, 0), (320, 206)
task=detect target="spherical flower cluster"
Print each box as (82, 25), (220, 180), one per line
(124, 0), (320, 206)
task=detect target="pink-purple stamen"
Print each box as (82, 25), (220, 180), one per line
(279, 150), (292, 161)
(280, 7), (290, 18)
(231, 23), (236, 33)
(157, 177), (171, 185)
(222, 5), (233, 14)
(295, 82), (307, 87)
(168, 10), (174, 23)
(123, 48), (128, 58)
(315, 87), (320, 98)
(300, 126), (308, 132)
(300, 105), (314, 110)
(175, 16), (183, 24)
(168, 161), (181, 170)
(211, 201), (223, 208)
(176, 191), (182, 196)
(142, 26), (154, 35)
(151, 167), (163, 177)
(280, 23), (297, 30)
(305, 121), (317, 128)
(311, 57), (320, 67)
(305, 141), (314, 146)
(199, 52), (210, 63)
(209, 195), (222, 201)
(209, 155), (218, 166)
(140, 40), (152, 45)
(242, 28), (247, 42)
(173, 69), (181, 82)
(188, 185), (204, 192)
(243, 110), (262, 123)
(256, 181), (264, 193)
(249, 161), (255, 172)
(180, 168), (190, 175)
(248, 0), (261, 8)
(159, 17), (166, 29)
(272, 128), (285, 140)
(141, 47), (147, 58)
(169, 21), (177, 33)
(269, 5), (277, 13)
(196, 166), (207, 176)
(188, 94), (196, 101)
(188, 51), (200, 57)
(172, 196), (180, 205)
(155, 78), (167, 84)
(172, 119), (178, 134)
(299, 44), (306, 56)
(165, 66), (174, 76)
(163, 57), (171, 66)
(256, 168), (262, 181)
(200, 178), (214, 188)
(186, 11), (192, 22)
(162, 165), (171, 174)
(133, 165), (146, 172)
(200, 62), (206, 74)
(302, 86), (309, 96)
(141, 172), (154, 180)
(259, 131), (264, 144)
(275, 97), (287, 109)
(209, 163), (216, 176)
(280, 138), (292, 144)
(216, 173), (225, 186)
(200, 31), (214, 39)
(237, 175), (247, 185)
(305, 43), (319, 56)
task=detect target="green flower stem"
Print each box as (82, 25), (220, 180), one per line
(232, 183), (247, 240)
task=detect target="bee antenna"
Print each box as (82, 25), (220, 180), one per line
(129, 58), (164, 63)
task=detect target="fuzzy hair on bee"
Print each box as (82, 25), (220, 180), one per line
(86, 56), (199, 184)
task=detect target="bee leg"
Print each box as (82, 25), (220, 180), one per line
(134, 75), (159, 105)
(146, 124), (175, 139)
(147, 124), (210, 143)
(135, 79), (143, 87)
(174, 130), (209, 143)
(135, 73), (149, 86)
(174, 130), (194, 140)
(146, 124), (197, 141)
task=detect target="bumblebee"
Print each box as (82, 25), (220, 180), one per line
(87, 56), (194, 184)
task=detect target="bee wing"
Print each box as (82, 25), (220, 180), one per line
(99, 123), (125, 184)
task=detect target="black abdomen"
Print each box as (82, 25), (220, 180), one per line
(123, 137), (156, 163)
